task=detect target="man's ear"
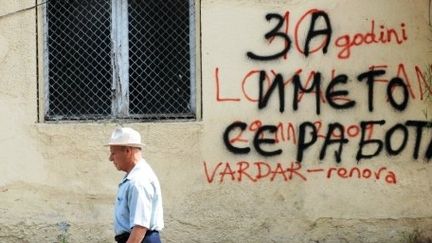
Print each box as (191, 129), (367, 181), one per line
(124, 147), (133, 157)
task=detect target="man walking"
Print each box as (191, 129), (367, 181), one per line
(107, 127), (164, 243)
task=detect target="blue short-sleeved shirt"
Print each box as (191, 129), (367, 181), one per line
(114, 159), (164, 235)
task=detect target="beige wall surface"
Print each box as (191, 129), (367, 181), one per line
(0, 0), (431, 242)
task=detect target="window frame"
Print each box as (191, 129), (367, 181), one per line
(38, 0), (201, 122)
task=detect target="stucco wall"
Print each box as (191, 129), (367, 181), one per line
(0, 0), (431, 242)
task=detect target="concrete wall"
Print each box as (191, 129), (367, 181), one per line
(0, 0), (431, 242)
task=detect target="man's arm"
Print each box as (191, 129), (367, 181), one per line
(127, 225), (147, 243)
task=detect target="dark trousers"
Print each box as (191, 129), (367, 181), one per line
(115, 230), (161, 243)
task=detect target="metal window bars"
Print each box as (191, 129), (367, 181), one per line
(43, 0), (196, 121)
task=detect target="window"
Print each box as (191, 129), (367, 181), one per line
(43, 0), (197, 121)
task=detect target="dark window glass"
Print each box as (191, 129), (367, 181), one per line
(47, 0), (112, 120)
(128, 0), (193, 118)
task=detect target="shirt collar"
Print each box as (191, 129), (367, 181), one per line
(119, 159), (145, 184)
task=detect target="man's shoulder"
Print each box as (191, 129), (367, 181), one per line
(128, 161), (159, 184)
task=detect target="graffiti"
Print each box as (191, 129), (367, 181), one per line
(246, 10), (332, 60)
(334, 20), (407, 59)
(245, 10), (407, 60)
(215, 64), (432, 104)
(246, 13), (292, 61)
(216, 9), (432, 163)
(206, 7), (431, 184)
(224, 119), (376, 146)
(223, 120), (432, 162)
(203, 161), (397, 184)
(253, 68), (414, 114)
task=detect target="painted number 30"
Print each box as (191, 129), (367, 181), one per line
(247, 10), (332, 61)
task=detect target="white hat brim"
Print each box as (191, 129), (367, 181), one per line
(104, 142), (145, 147)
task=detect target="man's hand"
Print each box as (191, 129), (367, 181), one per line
(126, 225), (147, 243)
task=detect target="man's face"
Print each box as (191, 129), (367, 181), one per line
(109, 146), (130, 171)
